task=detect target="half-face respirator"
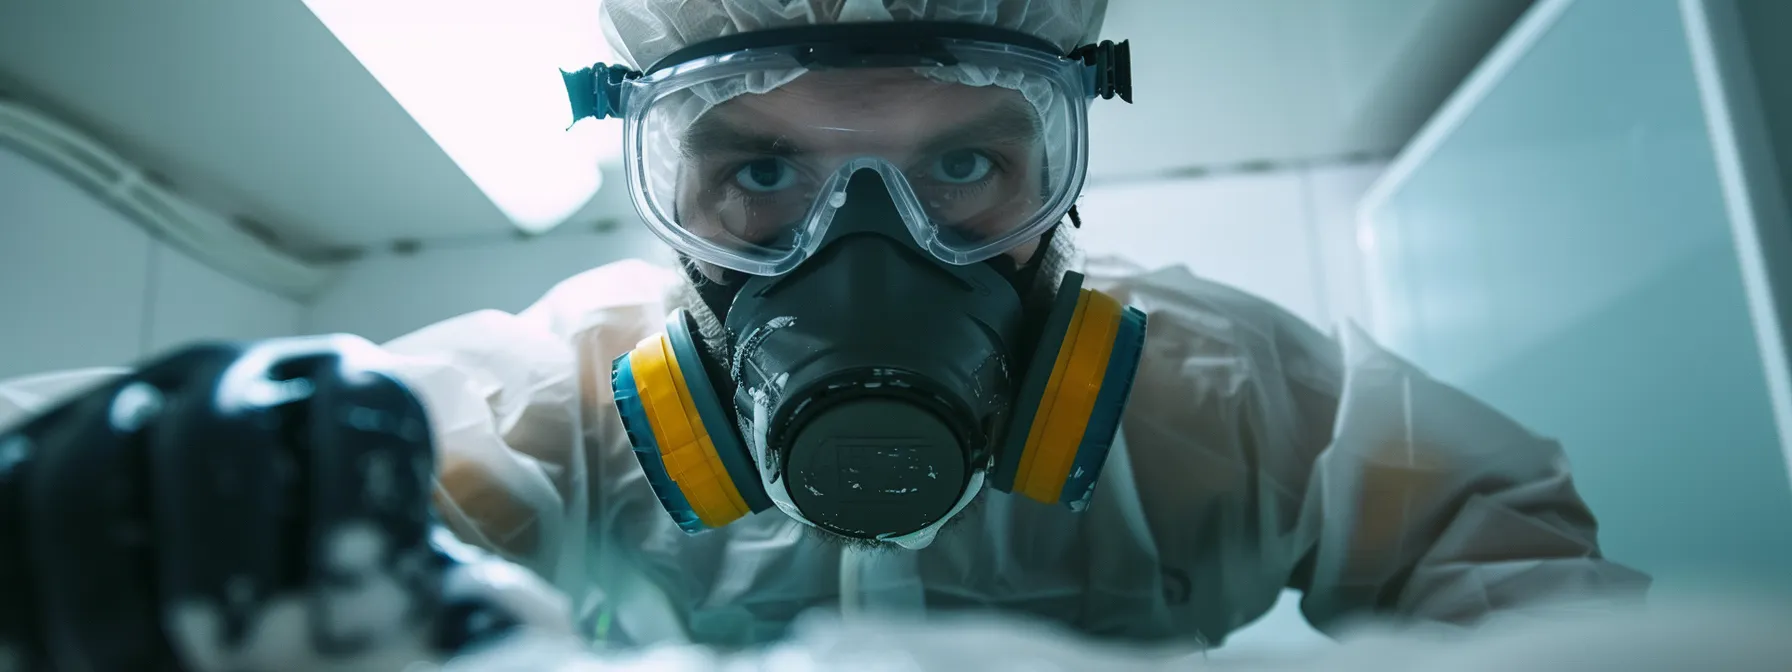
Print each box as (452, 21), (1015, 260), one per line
(612, 173), (1145, 544)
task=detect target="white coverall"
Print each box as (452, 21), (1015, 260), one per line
(0, 256), (1648, 649)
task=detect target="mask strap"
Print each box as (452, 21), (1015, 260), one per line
(1005, 222), (1067, 363)
(678, 256), (744, 325)
(1014, 223), (1062, 296)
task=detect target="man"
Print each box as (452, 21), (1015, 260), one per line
(0, 0), (1646, 663)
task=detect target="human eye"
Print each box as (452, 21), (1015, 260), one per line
(926, 149), (996, 185)
(733, 157), (801, 193)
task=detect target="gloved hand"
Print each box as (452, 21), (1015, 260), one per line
(0, 336), (571, 672)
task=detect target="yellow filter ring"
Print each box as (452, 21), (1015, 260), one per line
(1013, 290), (1124, 503)
(1009, 292), (1088, 497)
(630, 335), (751, 527)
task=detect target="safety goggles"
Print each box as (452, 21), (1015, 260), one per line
(565, 22), (1131, 276)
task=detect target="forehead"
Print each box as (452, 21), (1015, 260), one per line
(698, 69), (1030, 146)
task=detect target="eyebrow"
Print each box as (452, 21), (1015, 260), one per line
(679, 98), (1042, 159)
(681, 113), (801, 158)
(914, 99), (1042, 155)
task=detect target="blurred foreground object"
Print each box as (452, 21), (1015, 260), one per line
(442, 595), (1792, 672)
(0, 336), (1783, 671)
(0, 337), (570, 671)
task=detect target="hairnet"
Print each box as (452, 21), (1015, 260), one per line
(600, 0), (1112, 71)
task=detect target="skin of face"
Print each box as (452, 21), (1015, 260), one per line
(671, 68), (1051, 267)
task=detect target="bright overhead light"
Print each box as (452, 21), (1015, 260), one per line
(304, 0), (623, 234)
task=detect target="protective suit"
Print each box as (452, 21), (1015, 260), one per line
(0, 0), (1649, 654)
(0, 252), (1650, 649)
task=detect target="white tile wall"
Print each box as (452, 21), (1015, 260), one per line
(0, 146), (302, 378)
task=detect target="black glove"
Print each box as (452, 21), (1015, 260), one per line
(0, 336), (527, 671)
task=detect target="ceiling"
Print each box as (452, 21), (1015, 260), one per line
(0, 0), (1533, 258)
(1091, 0), (1534, 180)
(0, 0), (508, 256)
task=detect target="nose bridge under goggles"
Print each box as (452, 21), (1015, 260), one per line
(774, 157), (993, 266)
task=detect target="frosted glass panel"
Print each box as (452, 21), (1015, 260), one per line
(1363, 0), (1792, 590)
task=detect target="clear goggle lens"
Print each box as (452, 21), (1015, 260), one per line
(621, 46), (1091, 275)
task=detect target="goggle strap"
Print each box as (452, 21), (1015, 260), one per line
(644, 21), (1063, 74)
(563, 34), (1133, 127)
(562, 63), (643, 126)
(1071, 40), (1133, 104)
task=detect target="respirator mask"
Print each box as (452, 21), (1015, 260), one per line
(567, 21), (1143, 546)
